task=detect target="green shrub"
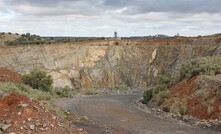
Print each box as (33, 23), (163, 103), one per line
(175, 100), (187, 115)
(158, 90), (169, 99)
(159, 72), (181, 88)
(156, 90), (169, 106)
(143, 89), (153, 104)
(152, 85), (167, 94)
(22, 69), (53, 91)
(54, 86), (74, 98)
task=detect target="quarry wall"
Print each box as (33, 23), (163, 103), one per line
(0, 40), (219, 88)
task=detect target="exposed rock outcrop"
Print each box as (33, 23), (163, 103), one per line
(0, 40), (220, 88)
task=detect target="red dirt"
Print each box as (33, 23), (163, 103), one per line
(168, 76), (221, 120)
(0, 93), (84, 134)
(0, 68), (21, 83)
(169, 77), (197, 97)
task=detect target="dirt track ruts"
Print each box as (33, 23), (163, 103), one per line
(53, 95), (218, 134)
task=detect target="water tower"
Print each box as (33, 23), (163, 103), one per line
(114, 32), (117, 38)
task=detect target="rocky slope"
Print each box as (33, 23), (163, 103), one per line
(0, 37), (221, 88)
(0, 93), (85, 134)
(165, 75), (221, 120)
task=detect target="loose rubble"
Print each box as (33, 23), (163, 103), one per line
(0, 93), (85, 134)
(136, 98), (221, 132)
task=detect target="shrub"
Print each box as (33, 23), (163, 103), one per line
(143, 89), (153, 104)
(162, 106), (170, 112)
(158, 90), (169, 99)
(114, 42), (119, 46)
(22, 69), (53, 91)
(152, 85), (167, 95)
(159, 72), (181, 88)
(54, 86), (74, 98)
(207, 105), (214, 115)
(83, 88), (101, 95)
(111, 84), (128, 91)
(175, 100), (187, 115)
(155, 90), (169, 106)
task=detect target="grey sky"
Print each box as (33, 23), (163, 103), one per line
(0, 0), (220, 36)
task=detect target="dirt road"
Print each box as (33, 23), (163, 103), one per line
(53, 95), (218, 134)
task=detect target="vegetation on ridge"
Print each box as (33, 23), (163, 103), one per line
(143, 56), (221, 105)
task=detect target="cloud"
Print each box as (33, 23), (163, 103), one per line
(1, 0), (104, 16)
(102, 0), (221, 14)
(0, 0), (220, 36)
(1, 0), (221, 17)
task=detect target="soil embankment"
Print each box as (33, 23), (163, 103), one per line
(0, 67), (21, 83)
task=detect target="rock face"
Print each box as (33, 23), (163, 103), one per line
(0, 40), (220, 88)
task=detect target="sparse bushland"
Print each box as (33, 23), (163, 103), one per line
(0, 82), (52, 101)
(4, 33), (72, 46)
(180, 56), (221, 78)
(1, 69), (58, 100)
(159, 56), (221, 90)
(5, 33), (46, 46)
(0, 71), (76, 119)
(0, 69), (54, 101)
(0, 82), (77, 120)
(143, 56), (221, 115)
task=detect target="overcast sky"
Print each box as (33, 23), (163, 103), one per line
(0, 0), (221, 37)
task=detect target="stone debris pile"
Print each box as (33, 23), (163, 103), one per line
(0, 93), (84, 134)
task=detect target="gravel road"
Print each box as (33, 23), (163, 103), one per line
(53, 95), (218, 134)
